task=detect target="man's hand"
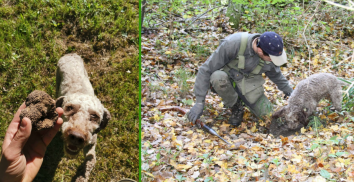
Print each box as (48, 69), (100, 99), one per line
(187, 103), (204, 127)
(0, 102), (64, 182)
(284, 92), (291, 99)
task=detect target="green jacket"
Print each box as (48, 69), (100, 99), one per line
(194, 32), (293, 104)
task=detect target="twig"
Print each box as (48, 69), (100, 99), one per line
(303, 0), (305, 9)
(168, 0), (174, 40)
(152, 20), (169, 28)
(159, 106), (187, 114)
(296, 1), (316, 22)
(350, 0), (354, 6)
(344, 81), (354, 98)
(159, 106), (205, 127)
(142, 46), (153, 51)
(142, 86), (148, 96)
(302, 0), (322, 76)
(142, 28), (165, 30)
(263, 148), (269, 181)
(334, 56), (354, 67)
(323, 0), (354, 10)
(186, 6), (222, 28)
(184, 27), (217, 32)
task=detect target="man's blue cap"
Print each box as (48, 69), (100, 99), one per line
(258, 32), (287, 66)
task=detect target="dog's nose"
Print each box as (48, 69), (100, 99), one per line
(68, 131), (85, 145)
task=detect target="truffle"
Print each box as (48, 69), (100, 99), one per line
(20, 90), (58, 130)
(269, 118), (304, 138)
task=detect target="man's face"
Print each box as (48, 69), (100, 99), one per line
(256, 47), (272, 62)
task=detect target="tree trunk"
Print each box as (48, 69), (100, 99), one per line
(141, 0), (146, 28)
(226, 0), (242, 30)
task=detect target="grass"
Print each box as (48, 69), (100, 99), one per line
(174, 68), (191, 98)
(0, 0), (139, 181)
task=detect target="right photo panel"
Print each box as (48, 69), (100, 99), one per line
(141, 0), (354, 181)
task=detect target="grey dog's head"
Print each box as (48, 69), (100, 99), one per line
(56, 93), (111, 156)
(271, 105), (308, 130)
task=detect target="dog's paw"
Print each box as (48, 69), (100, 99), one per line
(75, 176), (88, 182)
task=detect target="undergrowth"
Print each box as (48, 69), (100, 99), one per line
(339, 77), (354, 112)
(174, 68), (192, 98)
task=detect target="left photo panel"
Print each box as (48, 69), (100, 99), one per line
(0, 0), (139, 182)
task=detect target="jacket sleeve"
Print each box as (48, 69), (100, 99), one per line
(265, 66), (293, 94)
(194, 40), (236, 104)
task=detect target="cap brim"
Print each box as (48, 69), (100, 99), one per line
(269, 49), (287, 66)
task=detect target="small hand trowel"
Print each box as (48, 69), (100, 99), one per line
(194, 119), (231, 145)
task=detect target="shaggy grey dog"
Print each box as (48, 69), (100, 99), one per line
(271, 73), (344, 135)
(55, 53), (111, 182)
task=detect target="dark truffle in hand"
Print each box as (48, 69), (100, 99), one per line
(20, 90), (59, 130)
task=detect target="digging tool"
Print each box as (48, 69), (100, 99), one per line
(194, 119), (231, 145)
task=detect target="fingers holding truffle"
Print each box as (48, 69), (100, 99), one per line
(20, 90), (59, 131)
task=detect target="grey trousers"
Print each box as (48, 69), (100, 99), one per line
(210, 70), (273, 118)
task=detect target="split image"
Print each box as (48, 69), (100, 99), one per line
(141, 0), (354, 181)
(1, 0), (354, 182)
(0, 0), (138, 181)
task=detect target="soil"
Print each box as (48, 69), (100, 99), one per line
(269, 119), (304, 138)
(20, 90), (58, 130)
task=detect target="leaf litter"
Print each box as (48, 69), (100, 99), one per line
(142, 1), (354, 181)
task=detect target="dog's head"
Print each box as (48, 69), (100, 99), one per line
(271, 105), (307, 130)
(56, 93), (111, 156)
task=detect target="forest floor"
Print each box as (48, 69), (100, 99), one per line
(141, 1), (354, 181)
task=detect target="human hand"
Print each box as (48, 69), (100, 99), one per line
(187, 103), (204, 128)
(0, 102), (63, 182)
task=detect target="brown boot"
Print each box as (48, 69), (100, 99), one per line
(228, 99), (244, 127)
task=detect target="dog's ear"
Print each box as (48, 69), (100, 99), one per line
(55, 96), (65, 108)
(93, 108), (111, 134)
(100, 108), (111, 130)
(272, 107), (285, 119)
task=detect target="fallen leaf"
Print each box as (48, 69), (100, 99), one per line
(204, 140), (211, 143)
(250, 125), (257, 133)
(328, 113), (339, 121)
(251, 146), (262, 151)
(219, 102), (224, 108)
(280, 136), (289, 146)
(313, 175), (326, 182)
(288, 165), (299, 174)
(191, 171), (200, 179)
(215, 160), (228, 169)
(186, 130), (193, 135)
(219, 123), (230, 133)
(176, 164), (192, 171)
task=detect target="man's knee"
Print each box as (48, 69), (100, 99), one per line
(211, 70), (228, 80)
(210, 71), (230, 90)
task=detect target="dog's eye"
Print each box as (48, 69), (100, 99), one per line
(65, 106), (74, 113)
(90, 114), (99, 122)
(67, 106), (73, 111)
